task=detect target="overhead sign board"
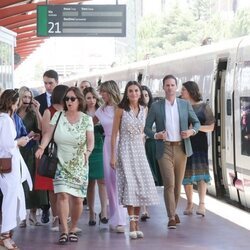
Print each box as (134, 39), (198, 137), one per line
(37, 5), (126, 37)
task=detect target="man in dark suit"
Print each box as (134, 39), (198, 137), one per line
(35, 69), (59, 115)
(35, 69), (58, 223)
(144, 74), (200, 229)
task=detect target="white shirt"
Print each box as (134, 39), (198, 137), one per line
(0, 113), (32, 232)
(165, 98), (181, 141)
(46, 92), (52, 107)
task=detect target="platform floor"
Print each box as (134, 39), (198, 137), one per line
(5, 187), (250, 250)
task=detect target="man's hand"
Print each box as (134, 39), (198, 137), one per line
(155, 130), (167, 140)
(181, 129), (194, 139)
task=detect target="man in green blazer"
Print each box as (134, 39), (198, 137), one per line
(144, 75), (200, 229)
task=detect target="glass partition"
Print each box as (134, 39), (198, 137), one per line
(0, 27), (16, 91)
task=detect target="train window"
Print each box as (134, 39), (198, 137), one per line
(240, 97), (250, 156)
(226, 99), (231, 115)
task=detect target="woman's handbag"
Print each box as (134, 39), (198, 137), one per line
(0, 157), (12, 174)
(38, 112), (62, 179)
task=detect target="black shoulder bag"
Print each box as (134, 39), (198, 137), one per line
(38, 112), (62, 178)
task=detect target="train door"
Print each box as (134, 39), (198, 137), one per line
(213, 59), (233, 200)
(232, 40), (250, 209)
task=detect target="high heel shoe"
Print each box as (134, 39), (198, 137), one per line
(129, 231), (137, 239)
(140, 212), (150, 222)
(196, 202), (205, 217)
(88, 213), (96, 226)
(129, 215), (144, 239)
(134, 215), (144, 238)
(0, 232), (19, 249)
(183, 203), (193, 215)
(99, 213), (108, 225)
(29, 213), (42, 226)
(51, 216), (59, 232)
(129, 216), (137, 239)
(19, 219), (27, 228)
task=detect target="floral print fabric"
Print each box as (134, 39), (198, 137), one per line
(51, 111), (93, 198)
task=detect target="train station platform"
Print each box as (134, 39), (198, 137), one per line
(5, 187), (250, 250)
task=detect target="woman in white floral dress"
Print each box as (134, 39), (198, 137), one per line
(36, 87), (94, 244)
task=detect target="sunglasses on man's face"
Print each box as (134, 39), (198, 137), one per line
(65, 96), (77, 102)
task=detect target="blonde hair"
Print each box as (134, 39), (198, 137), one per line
(99, 80), (121, 107)
(83, 87), (103, 112)
(18, 86), (33, 111)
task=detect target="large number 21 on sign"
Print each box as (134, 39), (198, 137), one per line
(48, 22), (61, 34)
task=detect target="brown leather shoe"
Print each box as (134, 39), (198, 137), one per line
(175, 214), (180, 224)
(167, 219), (176, 229)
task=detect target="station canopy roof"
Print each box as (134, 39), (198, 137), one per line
(0, 0), (89, 65)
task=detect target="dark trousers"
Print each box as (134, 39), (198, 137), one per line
(41, 191), (50, 211)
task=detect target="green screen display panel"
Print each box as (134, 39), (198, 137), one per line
(37, 5), (126, 37)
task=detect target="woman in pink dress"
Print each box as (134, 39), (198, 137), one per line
(95, 80), (127, 233)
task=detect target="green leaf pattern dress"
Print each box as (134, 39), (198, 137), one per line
(51, 111), (93, 198)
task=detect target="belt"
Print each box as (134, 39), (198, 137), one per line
(164, 141), (182, 146)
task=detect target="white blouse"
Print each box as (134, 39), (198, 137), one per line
(0, 112), (32, 232)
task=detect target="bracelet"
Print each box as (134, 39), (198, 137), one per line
(87, 149), (92, 153)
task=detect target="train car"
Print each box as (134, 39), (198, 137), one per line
(0, 26), (16, 91)
(62, 36), (250, 211)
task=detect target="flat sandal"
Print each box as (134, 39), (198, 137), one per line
(58, 233), (68, 244)
(69, 232), (78, 242)
(0, 232), (19, 249)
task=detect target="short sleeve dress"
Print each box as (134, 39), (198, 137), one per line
(183, 102), (215, 185)
(51, 111), (93, 198)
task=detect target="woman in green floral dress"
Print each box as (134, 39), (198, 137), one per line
(36, 87), (94, 244)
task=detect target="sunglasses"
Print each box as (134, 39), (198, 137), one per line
(12, 90), (19, 98)
(65, 96), (78, 102)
